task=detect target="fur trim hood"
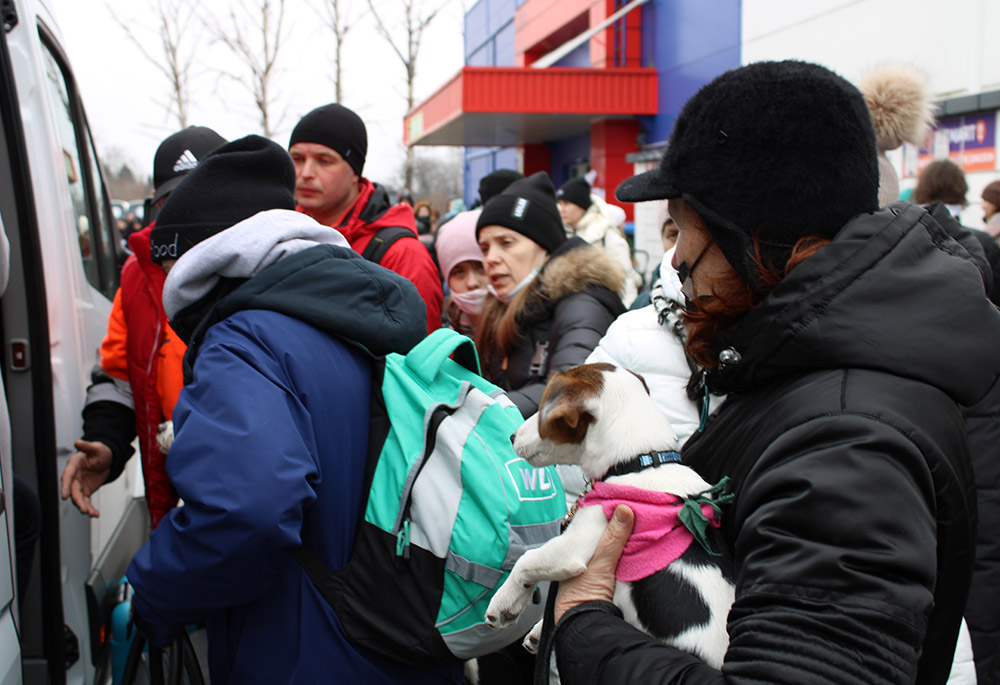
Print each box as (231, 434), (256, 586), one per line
(538, 236), (625, 303)
(495, 236), (625, 332)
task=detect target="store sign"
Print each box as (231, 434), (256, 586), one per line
(902, 112), (997, 177)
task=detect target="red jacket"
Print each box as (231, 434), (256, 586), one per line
(320, 179), (442, 335)
(99, 225), (183, 527)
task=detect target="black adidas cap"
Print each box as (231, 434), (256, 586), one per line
(152, 126), (227, 204)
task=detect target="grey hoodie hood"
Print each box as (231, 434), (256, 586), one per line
(165, 209), (427, 374)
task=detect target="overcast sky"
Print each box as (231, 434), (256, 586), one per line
(46, 0), (467, 188)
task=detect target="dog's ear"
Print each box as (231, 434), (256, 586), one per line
(538, 396), (596, 445)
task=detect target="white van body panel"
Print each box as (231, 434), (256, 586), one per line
(2, 0), (146, 682)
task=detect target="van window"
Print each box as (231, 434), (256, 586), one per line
(83, 128), (115, 278)
(38, 32), (117, 297)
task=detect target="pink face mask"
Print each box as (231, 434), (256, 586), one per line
(450, 288), (488, 316)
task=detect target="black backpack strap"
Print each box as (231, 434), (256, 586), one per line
(360, 226), (416, 265)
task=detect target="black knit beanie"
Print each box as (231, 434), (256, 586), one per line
(289, 103), (367, 176)
(616, 60), (879, 288)
(479, 168), (524, 205)
(149, 135), (297, 264)
(556, 176), (592, 210)
(476, 171), (566, 254)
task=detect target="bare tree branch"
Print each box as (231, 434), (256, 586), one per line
(364, 0), (449, 190)
(311, 0), (363, 102)
(108, 0), (203, 128)
(204, 0), (289, 137)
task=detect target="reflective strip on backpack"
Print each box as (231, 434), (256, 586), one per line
(502, 520), (564, 570)
(488, 387), (516, 405)
(443, 551), (503, 591)
(404, 383), (496, 556)
(438, 582), (552, 658)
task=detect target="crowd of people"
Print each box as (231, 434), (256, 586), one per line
(57, 59), (1000, 685)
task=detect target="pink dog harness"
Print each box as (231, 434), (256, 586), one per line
(582, 480), (730, 582)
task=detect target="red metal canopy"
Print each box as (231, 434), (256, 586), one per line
(404, 66), (658, 147)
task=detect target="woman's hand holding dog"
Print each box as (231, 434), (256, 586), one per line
(554, 505), (635, 623)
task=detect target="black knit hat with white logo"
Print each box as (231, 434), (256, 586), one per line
(476, 171), (566, 254)
(152, 126), (227, 203)
(289, 103), (367, 176)
(616, 60), (879, 286)
(149, 135), (296, 264)
(556, 176), (592, 210)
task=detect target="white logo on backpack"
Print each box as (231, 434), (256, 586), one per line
(506, 458), (558, 502)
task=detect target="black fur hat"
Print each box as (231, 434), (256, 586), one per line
(617, 60), (879, 285)
(476, 171), (566, 254)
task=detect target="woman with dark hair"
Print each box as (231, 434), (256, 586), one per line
(549, 61), (1000, 684)
(473, 171), (626, 418)
(913, 159), (969, 212)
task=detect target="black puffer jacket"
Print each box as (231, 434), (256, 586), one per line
(486, 237), (625, 417)
(554, 204), (1000, 684)
(926, 202), (1000, 685)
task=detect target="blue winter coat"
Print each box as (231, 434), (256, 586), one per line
(127, 245), (462, 684)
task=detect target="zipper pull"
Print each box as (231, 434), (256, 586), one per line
(698, 384), (710, 433)
(395, 519), (411, 560)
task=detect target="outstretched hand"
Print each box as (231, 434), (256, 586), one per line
(554, 504), (635, 623)
(60, 439), (112, 517)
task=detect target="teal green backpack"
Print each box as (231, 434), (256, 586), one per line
(295, 329), (566, 666)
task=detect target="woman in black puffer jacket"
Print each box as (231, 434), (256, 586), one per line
(550, 61), (1000, 685)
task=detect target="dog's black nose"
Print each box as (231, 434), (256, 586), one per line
(510, 433), (517, 445)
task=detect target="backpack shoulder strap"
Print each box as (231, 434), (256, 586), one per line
(360, 226), (416, 265)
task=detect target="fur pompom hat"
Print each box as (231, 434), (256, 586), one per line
(857, 65), (935, 207)
(617, 60), (879, 288)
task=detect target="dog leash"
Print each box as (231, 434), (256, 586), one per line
(532, 580), (560, 685)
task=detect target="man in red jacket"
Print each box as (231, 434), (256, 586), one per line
(60, 126), (226, 528)
(289, 103), (442, 334)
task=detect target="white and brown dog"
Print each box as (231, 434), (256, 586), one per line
(484, 363), (735, 668)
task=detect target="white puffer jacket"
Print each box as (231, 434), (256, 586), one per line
(586, 249), (703, 442)
(551, 251), (707, 507)
(570, 195), (640, 306)
(947, 619), (977, 684)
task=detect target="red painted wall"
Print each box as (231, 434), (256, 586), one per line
(522, 143), (552, 176)
(590, 119), (640, 220)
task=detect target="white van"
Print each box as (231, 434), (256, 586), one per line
(1, 0), (148, 682)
